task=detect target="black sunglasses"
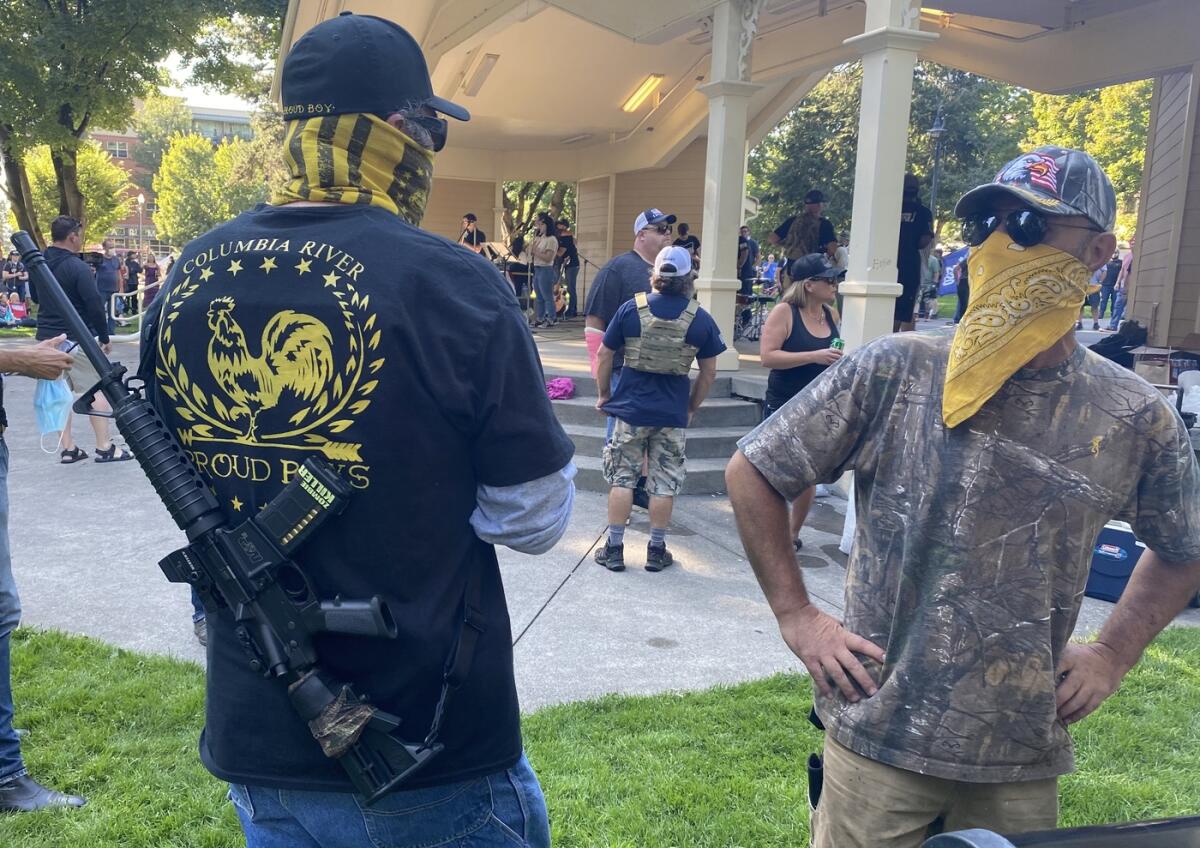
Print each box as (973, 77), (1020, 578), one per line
(961, 209), (1102, 248)
(643, 223), (673, 235)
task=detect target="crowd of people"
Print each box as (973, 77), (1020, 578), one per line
(0, 13), (1190, 848)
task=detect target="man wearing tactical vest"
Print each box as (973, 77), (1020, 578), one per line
(594, 246), (726, 571)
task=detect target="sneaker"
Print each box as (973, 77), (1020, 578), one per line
(1092, 321), (1100, 330)
(646, 543), (674, 572)
(193, 617), (208, 647)
(794, 538), (803, 552)
(1075, 321), (1083, 330)
(594, 543), (625, 572)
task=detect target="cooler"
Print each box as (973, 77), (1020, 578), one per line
(1085, 521), (1200, 607)
(1084, 522), (1144, 603)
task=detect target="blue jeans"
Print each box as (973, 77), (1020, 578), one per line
(532, 266), (557, 324)
(1108, 289), (1127, 330)
(1098, 285), (1115, 318)
(0, 441), (25, 784)
(229, 752), (550, 848)
(190, 588), (206, 623)
(562, 265), (579, 317)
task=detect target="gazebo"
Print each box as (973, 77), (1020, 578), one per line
(276, 0), (1200, 365)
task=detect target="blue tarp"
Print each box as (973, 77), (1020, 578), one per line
(938, 247), (969, 296)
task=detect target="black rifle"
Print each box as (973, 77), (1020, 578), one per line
(11, 231), (440, 802)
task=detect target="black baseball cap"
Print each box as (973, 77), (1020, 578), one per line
(804, 190), (826, 204)
(954, 146), (1116, 232)
(789, 253), (843, 281)
(281, 13), (470, 123)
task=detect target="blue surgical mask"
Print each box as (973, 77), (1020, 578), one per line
(34, 377), (72, 448)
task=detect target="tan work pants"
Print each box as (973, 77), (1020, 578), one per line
(811, 738), (1058, 848)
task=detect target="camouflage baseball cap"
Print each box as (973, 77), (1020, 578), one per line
(954, 146), (1116, 232)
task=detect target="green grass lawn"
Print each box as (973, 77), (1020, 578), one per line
(1, 627), (1199, 847)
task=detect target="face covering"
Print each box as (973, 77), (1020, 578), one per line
(943, 229), (1091, 428)
(34, 377), (73, 451)
(272, 113), (434, 226)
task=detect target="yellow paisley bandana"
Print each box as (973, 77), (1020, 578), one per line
(943, 230), (1091, 428)
(272, 113), (433, 226)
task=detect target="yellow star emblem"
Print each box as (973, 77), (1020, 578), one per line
(295, 258), (313, 275)
(228, 259), (243, 277)
(231, 496), (244, 512)
(199, 267), (214, 282)
(260, 256), (278, 274)
(323, 271), (341, 288)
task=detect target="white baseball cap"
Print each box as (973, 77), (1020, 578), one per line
(634, 207), (677, 235)
(653, 245), (693, 278)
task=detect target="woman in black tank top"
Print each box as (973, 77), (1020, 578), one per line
(758, 254), (846, 551)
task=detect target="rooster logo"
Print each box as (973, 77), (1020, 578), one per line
(206, 297), (336, 439)
(155, 254), (382, 463)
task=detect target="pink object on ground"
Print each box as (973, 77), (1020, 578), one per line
(546, 377), (575, 400)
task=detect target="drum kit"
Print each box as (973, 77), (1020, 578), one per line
(734, 278), (778, 342)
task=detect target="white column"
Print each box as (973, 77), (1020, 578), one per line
(493, 181), (506, 242)
(838, 0), (937, 350)
(695, 0), (764, 371)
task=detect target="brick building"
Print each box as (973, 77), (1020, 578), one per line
(92, 102), (252, 257)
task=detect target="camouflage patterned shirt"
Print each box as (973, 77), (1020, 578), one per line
(739, 332), (1200, 782)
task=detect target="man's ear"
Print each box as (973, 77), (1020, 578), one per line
(1086, 232), (1118, 273)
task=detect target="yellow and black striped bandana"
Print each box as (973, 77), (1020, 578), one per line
(272, 113), (433, 226)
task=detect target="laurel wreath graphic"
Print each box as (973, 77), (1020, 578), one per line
(154, 259), (384, 462)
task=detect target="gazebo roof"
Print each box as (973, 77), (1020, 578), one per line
(276, 0), (1199, 179)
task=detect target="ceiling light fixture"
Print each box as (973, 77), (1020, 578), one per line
(462, 53), (500, 97)
(621, 74), (664, 113)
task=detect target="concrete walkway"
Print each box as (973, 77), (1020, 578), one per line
(2, 330), (1194, 716)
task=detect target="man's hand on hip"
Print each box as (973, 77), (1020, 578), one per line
(778, 603), (885, 702)
(1055, 642), (1126, 724)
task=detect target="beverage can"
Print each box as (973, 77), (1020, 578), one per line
(830, 338), (844, 352)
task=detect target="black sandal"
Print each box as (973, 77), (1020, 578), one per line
(60, 446), (87, 464)
(94, 444), (134, 463)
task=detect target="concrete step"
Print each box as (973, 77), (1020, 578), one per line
(551, 396), (761, 428)
(573, 454), (731, 495)
(547, 373), (733, 398)
(562, 423), (751, 459)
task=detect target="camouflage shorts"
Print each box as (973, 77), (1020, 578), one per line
(603, 420), (687, 497)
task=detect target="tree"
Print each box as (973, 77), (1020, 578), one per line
(22, 142), (132, 244)
(216, 104), (289, 205)
(501, 182), (577, 242)
(153, 135), (226, 245)
(214, 137), (272, 215)
(747, 64), (863, 242)
(154, 124), (281, 246)
(748, 62), (1150, 245)
(131, 95), (194, 191)
(0, 0), (286, 234)
(906, 63), (1033, 234)
(1024, 80), (1151, 237)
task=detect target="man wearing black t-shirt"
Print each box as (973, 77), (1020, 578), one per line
(556, 218), (581, 318)
(458, 213), (487, 253)
(896, 173), (935, 332)
(140, 14), (574, 846)
(673, 222), (701, 261)
(769, 189), (839, 270)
